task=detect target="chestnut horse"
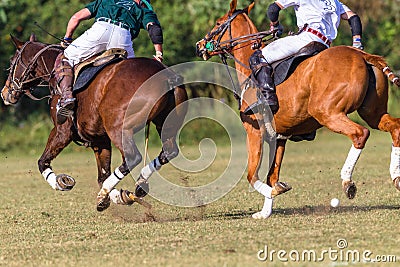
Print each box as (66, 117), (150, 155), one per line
(1, 35), (188, 211)
(196, 0), (400, 218)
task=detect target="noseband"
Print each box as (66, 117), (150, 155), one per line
(202, 10), (246, 55)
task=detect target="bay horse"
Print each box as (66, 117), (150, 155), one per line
(196, 0), (400, 218)
(1, 34), (188, 211)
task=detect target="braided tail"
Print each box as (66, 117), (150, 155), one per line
(354, 48), (400, 87)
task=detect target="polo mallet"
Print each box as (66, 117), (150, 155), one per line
(143, 122), (150, 167)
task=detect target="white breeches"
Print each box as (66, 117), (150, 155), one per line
(64, 21), (135, 66)
(261, 31), (328, 64)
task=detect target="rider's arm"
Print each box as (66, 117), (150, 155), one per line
(147, 22), (163, 61)
(143, 8), (163, 61)
(268, 2), (283, 26)
(340, 5), (363, 49)
(267, 2), (284, 37)
(65, 8), (92, 39)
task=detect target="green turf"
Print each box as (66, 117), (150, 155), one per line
(0, 129), (399, 266)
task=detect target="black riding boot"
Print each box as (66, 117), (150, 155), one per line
(54, 53), (75, 125)
(244, 50), (279, 115)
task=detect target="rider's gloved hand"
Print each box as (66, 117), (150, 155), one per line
(153, 50), (163, 62)
(352, 37), (364, 50)
(270, 21), (284, 38)
(61, 37), (72, 49)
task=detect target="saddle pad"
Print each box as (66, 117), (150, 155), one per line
(73, 57), (123, 93)
(273, 41), (327, 86)
(273, 55), (312, 86)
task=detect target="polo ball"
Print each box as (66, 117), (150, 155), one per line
(330, 198), (340, 208)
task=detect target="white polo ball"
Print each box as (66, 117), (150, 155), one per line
(330, 198), (340, 208)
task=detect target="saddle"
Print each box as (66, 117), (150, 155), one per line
(271, 41), (328, 86)
(73, 48), (128, 93)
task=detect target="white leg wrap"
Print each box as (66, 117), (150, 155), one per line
(341, 145), (362, 180)
(109, 189), (123, 204)
(254, 180), (272, 198)
(140, 158), (161, 180)
(102, 167), (125, 192)
(252, 197), (274, 219)
(390, 145), (400, 180)
(42, 168), (58, 190)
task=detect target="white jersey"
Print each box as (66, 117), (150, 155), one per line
(276, 0), (350, 40)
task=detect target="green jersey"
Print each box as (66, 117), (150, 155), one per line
(86, 0), (160, 39)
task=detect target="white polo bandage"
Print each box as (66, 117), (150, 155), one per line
(42, 168), (58, 190)
(341, 145), (362, 180)
(140, 158), (161, 180)
(390, 145), (400, 180)
(254, 180), (272, 198)
(102, 167), (125, 192)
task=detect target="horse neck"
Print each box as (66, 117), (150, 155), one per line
(231, 14), (259, 83)
(27, 43), (61, 89)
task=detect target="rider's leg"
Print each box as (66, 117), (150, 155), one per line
(246, 50), (279, 114)
(54, 53), (75, 124)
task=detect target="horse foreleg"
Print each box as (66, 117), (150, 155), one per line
(267, 139), (287, 187)
(242, 118), (290, 219)
(38, 123), (75, 191)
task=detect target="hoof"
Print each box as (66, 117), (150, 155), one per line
(135, 177), (149, 198)
(97, 189), (111, 212)
(56, 174), (75, 191)
(271, 181), (292, 197)
(393, 177), (400, 191)
(252, 211), (271, 219)
(120, 190), (135, 206)
(342, 180), (357, 199)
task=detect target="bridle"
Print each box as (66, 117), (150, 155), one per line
(5, 41), (62, 101)
(199, 10), (274, 68)
(197, 10), (275, 107)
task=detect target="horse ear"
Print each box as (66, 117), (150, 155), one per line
(10, 34), (24, 49)
(229, 0), (237, 15)
(244, 1), (255, 14)
(29, 33), (37, 42)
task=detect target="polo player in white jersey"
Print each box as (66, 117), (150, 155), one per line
(247, 0), (363, 115)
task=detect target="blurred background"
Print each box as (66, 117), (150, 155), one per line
(0, 0), (399, 152)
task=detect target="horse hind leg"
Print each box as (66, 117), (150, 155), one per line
(134, 89), (188, 197)
(359, 111), (400, 192)
(315, 113), (370, 199)
(96, 133), (142, 211)
(357, 66), (400, 191)
(135, 125), (180, 198)
(92, 140), (112, 187)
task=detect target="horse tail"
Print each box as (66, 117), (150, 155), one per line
(356, 49), (400, 87)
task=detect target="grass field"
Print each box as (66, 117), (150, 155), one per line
(0, 129), (400, 266)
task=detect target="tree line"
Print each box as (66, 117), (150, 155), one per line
(1, 0), (399, 122)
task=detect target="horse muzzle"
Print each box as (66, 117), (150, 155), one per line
(1, 85), (18, 105)
(195, 40), (211, 61)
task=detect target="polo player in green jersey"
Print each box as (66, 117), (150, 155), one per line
(54, 0), (163, 124)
